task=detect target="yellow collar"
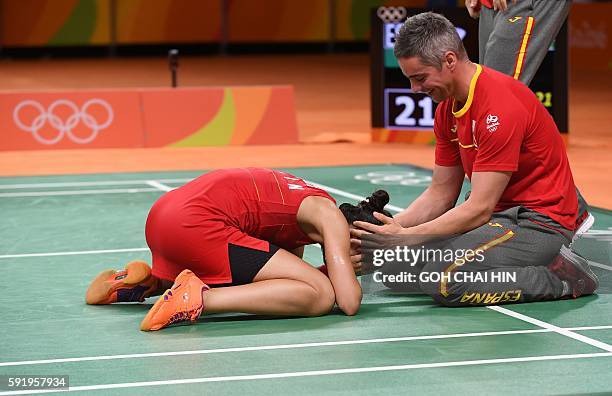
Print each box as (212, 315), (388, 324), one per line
(452, 64), (482, 118)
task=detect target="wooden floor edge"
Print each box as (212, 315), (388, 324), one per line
(0, 143), (434, 176)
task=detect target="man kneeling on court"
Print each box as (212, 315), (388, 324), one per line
(350, 12), (598, 306)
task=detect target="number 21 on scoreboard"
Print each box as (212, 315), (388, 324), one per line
(384, 89), (435, 130)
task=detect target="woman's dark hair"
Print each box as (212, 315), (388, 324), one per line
(339, 190), (392, 226)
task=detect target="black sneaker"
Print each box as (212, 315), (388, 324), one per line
(548, 245), (599, 298)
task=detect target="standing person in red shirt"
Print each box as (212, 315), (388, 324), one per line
(351, 12), (597, 306)
(465, 0), (571, 85)
(86, 168), (362, 331)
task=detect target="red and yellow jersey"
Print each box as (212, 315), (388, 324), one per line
(434, 64), (578, 230)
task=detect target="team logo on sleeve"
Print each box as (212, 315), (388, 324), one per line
(486, 114), (500, 132)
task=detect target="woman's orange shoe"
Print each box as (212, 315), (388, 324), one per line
(140, 269), (209, 331)
(85, 261), (158, 305)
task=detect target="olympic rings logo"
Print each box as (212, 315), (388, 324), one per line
(377, 7), (407, 24)
(355, 171), (432, 187)
(13, 99), (114, 145)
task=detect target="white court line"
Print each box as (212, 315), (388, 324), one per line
(1, 352), (611, 395)
(1, 178), (610, 271)
(0, 175), (608, 239)
(308, 181), (611, 239)
(2, 325), (612, 368)
(0, 248), (148, 259)
(0, 329), (550, 367)
(2, 179), (611, 268)
(0, 179), (181, 197)
(488, 306), (612, 352)
(2, 181), (607, 362)
(145, 180), (174, 192)
(0, 176), (405, 210)
(308, 181), (612, 273)
(0, 179), (192, 189)
(0, 188), (160, 197)
(589, 261), (612, 271)
(571, 324), (612, 331)
(305, 180), (405, 212)
(0, 176), (611, 393)
(316, 182), (612, 352)
(0, 179), (171, 260)
(0, 175), (608, 231)
(0, 178), (397, 260)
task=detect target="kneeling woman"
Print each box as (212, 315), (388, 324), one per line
(86, 168), (361, 331)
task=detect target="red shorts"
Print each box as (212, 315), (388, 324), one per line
(144, 168), (334, 284)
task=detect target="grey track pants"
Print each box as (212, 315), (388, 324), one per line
(416, 206), (572, 306)
(377, 204), (588, 306)
(479, 0), (571, 85)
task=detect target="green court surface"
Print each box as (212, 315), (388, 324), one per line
(1, 164), (611, 395)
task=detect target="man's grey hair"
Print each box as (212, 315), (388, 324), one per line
(393, 12), (467, 69)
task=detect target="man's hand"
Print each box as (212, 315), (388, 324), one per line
(351, 214), (420, 252)
(353, 212), (404, 235)
(349, 220), (424, 273)
(465, 0), (481, 18)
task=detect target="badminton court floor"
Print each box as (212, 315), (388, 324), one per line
(1, 164), (611, 395)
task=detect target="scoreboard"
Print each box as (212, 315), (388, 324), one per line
(370, 7), (568, 141)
